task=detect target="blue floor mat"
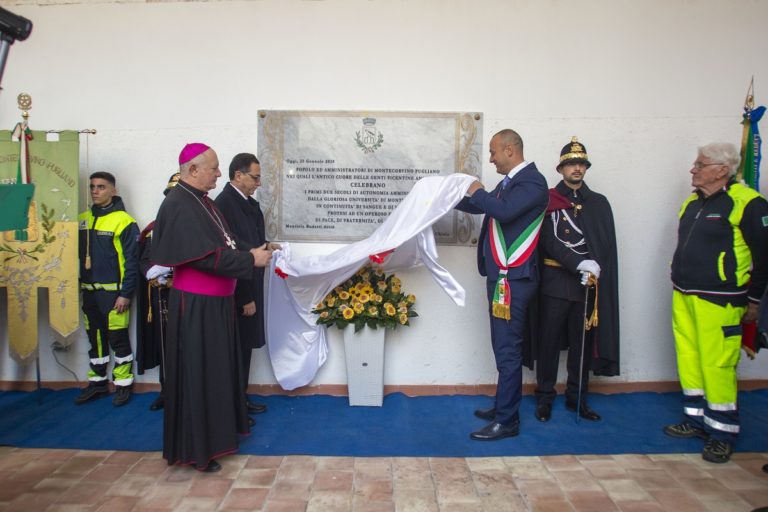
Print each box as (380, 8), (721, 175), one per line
(0, 389), (766, 457)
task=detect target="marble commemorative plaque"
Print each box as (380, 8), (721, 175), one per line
(257, 110), (482, 245)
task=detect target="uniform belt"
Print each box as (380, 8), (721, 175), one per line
(81, 282), (119, 291)
(543, 258), (562, 268)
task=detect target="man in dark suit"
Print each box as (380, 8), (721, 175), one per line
(456, 129), (549, 440)
(215, 153), (280, 418)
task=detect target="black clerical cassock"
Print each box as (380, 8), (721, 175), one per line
(152, 180), (255, 470)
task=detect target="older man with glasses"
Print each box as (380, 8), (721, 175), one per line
(666, 142), (768, 463)
(215, 153), (281, 423)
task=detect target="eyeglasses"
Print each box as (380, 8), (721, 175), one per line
(243, 173), (261, 182)
(692, 161), (724, 170)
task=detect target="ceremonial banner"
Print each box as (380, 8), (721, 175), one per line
(258, 110), (483, 245)
(738, 105), (766, 191)
(0, 130), (80, 362)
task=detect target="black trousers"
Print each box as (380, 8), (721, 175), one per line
(81, 290), (133, 386)
(240, 327), (253, 395)
(534, 294), (594, 405)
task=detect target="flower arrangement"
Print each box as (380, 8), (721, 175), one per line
(312, 266), (418, 332)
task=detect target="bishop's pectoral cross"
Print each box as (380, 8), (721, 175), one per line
(224, 233), (237, 250)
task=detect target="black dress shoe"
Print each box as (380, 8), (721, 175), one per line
(246, 401), (267, 414)
(535, 402), (552, 422)
(566, 400), (601, 421)
(474, 406), (496, 421)
(198, 460), (222, 473)
(149, 393), (164, 411)
(248, 417), (256, 427)
(470, 421), (519, 441)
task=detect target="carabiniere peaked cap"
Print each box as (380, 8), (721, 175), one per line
(558, 136), (591, 169)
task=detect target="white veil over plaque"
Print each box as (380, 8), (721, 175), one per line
(266, 173), (476, 390)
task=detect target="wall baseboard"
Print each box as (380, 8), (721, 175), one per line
(2, 380), (766, 395)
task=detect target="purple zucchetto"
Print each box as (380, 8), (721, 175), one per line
(178, 143), (211, 165)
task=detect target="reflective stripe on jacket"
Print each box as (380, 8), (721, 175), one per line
(671, 181), (768, 305)
(78, 196), (139, 298)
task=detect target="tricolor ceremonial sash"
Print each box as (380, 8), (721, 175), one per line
(488, 210), (545, 319)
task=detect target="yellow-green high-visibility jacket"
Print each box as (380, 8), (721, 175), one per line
(78, 196), (140, 299)
(671, 180), (768, 306)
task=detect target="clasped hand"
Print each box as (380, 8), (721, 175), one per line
(577, 259), (601, 286)
(250, 244), (273, 267)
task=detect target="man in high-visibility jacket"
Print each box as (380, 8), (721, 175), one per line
(76, 171), (140, 407)
(667, 142), (768, 463)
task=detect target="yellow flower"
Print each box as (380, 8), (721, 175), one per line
(313, 265), (416, 330)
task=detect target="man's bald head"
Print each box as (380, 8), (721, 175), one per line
(489, 129), (525, 175)
(493, 129), (523, 152)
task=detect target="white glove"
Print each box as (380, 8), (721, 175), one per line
(146, 265), (172, 280)
(156, 275), (168, 286)
(577, 259), (601, 282)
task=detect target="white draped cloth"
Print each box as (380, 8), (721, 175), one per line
(266, 173), (475, 390)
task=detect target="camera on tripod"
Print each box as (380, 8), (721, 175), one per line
(0, 7), (33, 90)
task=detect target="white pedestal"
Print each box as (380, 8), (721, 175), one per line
(343, 325), (386, 406)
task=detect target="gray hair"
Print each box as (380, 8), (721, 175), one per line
(179, 152), (205, 176)
(698, 142), (740, 177)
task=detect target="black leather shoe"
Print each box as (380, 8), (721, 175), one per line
(474, 407), (496, 421)
(73, 384), (109, 405)
(566, 400), (601, 421)
(149, 393), (164, 411)
(246, 401), (267, 414)
(535, 402), (552, 422)
(470, 421), (519, 441)
(248, 417), (256, 427)
(198, 460), (222, 473)
(762, 463), (768, 474)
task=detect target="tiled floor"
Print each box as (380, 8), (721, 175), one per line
(0, 447), (766, 511)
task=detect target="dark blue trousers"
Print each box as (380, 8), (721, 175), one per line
(486, 277), (538, 426)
